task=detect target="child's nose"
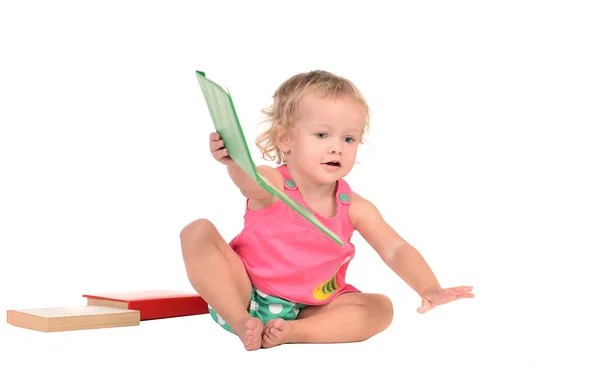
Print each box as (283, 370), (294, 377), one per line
(328, 139), (343, 153)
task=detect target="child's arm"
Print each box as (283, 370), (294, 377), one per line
(226, 162), (281, 202)
(349, 191), (474, 312)
(210, 131), (282, 204)
(349, 192), (441, 297)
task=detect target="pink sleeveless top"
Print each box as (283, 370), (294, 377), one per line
(229, 164), (360, 305)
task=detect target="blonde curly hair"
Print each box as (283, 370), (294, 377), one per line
(255, 70), (370, 164)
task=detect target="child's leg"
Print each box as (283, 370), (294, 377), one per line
(262, 293), (393, 348)
(180, 218), (263, 350)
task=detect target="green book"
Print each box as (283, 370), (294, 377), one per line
(195, 71), (343, 246)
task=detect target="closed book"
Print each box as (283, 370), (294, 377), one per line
(82, 290), (209, 320)
(7, 306), (140, 332)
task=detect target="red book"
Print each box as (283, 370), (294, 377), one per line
(82, 290), (209, 321)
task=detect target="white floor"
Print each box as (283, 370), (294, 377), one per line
(1, 1), (599, 383)
(1, 295), (597, 384)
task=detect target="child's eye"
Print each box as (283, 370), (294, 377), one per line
(344, 136), (355, 143)
(315, 132), (327, 139)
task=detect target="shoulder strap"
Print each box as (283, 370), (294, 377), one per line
(276, 164), (299, 192)
(335, 178), (352, 205)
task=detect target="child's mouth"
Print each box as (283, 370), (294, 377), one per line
(323, 161), (341, 168)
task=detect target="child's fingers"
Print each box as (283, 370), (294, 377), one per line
(214, 148), (228, 159)
(209, 132), (221, 141)
(450, 286), (473, 294)
(210, 139), (225, 152)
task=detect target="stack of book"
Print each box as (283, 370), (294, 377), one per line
(6, 290), (209, 332)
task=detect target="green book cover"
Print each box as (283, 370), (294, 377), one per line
(195, 71), (343, 246)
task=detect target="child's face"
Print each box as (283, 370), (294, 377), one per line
(278, 93), (366, 184)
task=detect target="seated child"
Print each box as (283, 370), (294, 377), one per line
(180, 70), (474, 351)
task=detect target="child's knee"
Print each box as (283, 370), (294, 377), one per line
(180, 218), (216, 245)
(370, 294), (394, 326)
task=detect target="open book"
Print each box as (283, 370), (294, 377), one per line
(195, 71), (343, 246)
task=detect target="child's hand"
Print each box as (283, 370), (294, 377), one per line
(209, 132), (234, 165)
(417, 286), (474, 314)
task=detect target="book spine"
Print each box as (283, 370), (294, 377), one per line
(130, 297), (209, 320)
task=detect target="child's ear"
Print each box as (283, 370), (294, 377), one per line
(275, 126), (293, 153)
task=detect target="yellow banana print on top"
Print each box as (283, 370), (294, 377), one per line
(312, 256), (351, 301)
(312, 273), (339, 300)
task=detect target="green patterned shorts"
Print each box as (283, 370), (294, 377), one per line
(208, 286), (307, 333)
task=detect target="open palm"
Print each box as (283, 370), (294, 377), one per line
(417, 286), (474, 314)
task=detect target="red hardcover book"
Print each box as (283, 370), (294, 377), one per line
(82, 290), (209, 321)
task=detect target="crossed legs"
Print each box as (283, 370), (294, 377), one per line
(180, 219), (394, 351)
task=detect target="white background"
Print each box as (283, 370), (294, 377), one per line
(1, 1), (599, 383)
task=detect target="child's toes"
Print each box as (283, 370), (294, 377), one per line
(270, 328), (281, 338)
(262, 334), (273, 348)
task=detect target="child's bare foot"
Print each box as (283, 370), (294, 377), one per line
(262, 318), (293, 348)
(234, 317), (264, 351)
